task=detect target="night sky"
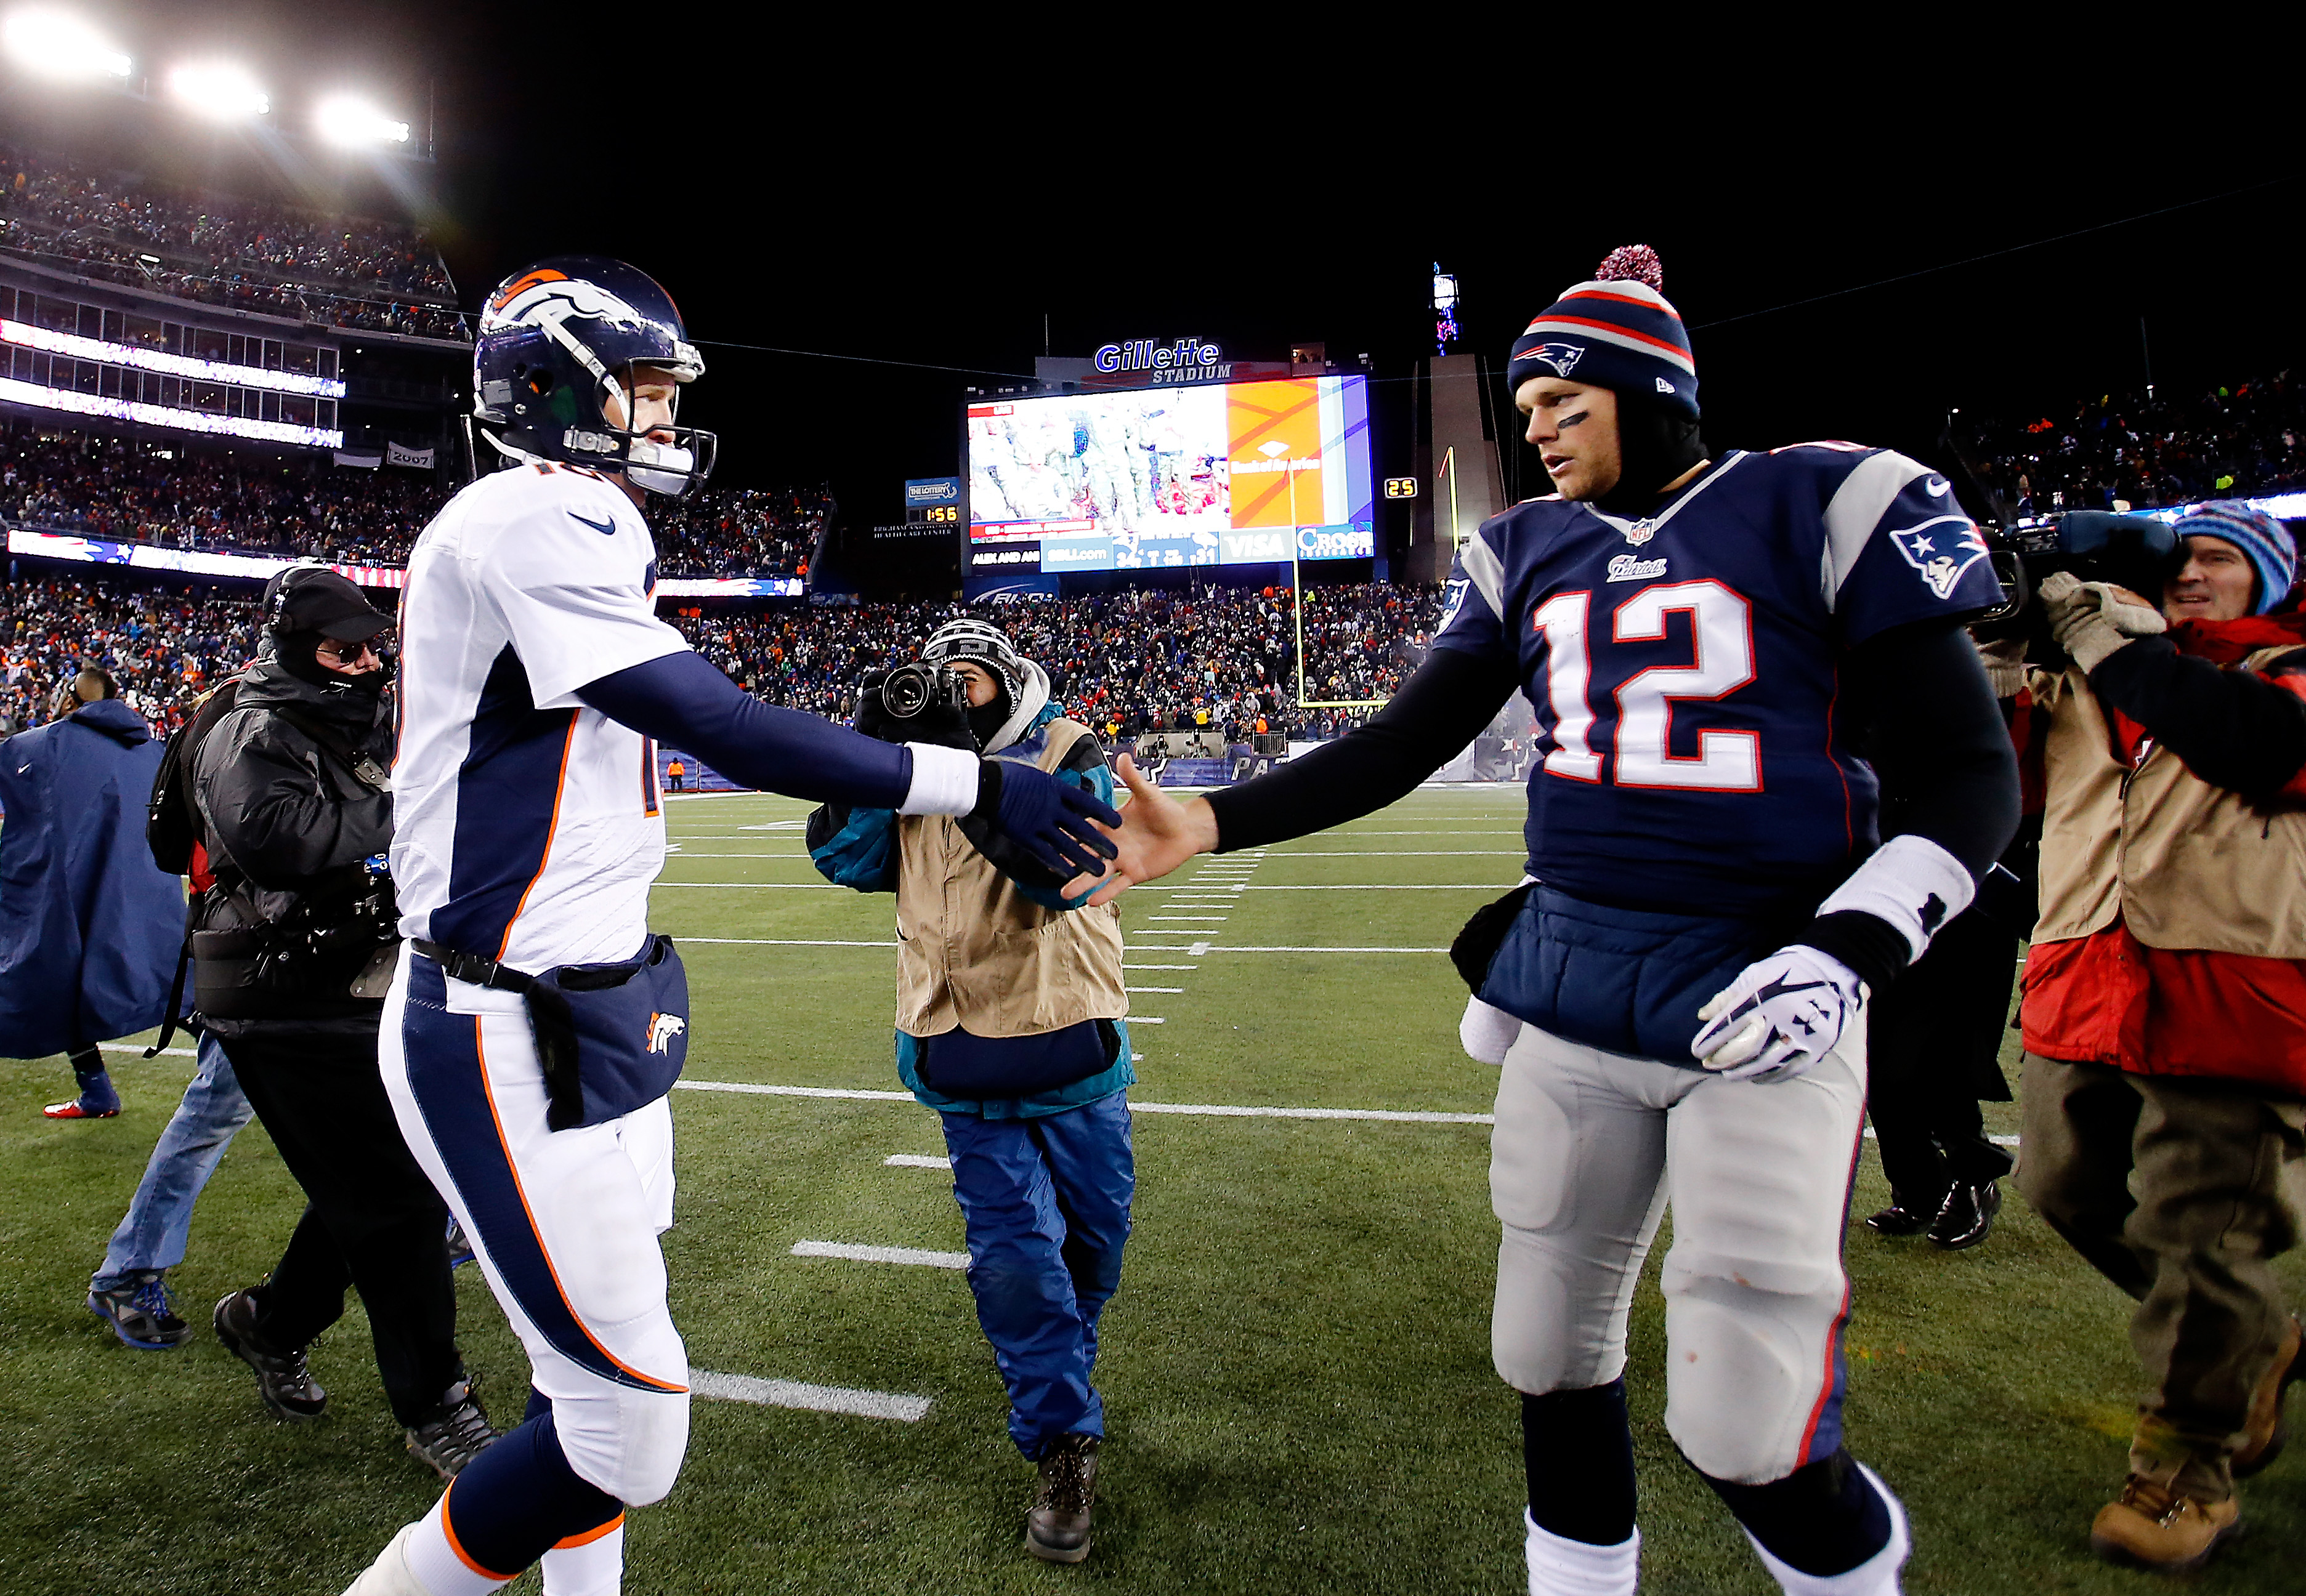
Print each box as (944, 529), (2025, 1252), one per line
(13, 8), (2305, 531)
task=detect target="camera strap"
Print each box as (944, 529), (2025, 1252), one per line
(271, 705), (392, 792)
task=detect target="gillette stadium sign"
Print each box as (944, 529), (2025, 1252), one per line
(1093, 337), (1231, 387)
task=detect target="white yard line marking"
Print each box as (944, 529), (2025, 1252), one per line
(677, 1079), (1494, 1126)
(1206, 945), (1451, 954)
(1133, 1016), (1168, 1023)
(1859, 1126), (2020, 1148)
(792, 1241), (969, 1270)
(883, 1154), (952, 1169)
(1131, 1102), (1493, 1125)
(689, 1368), (933, 1424)
(1149, 916), (1227, 921)
(99, 1044), (196, 1058)
(1127, 986), (1184, 993)
(681, 938), (897, 948)
(678, 1080), (913, 1102)
(1124, 963), (1198, 970)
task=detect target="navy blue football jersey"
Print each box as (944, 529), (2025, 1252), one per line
(1433, 444), (2001, 918)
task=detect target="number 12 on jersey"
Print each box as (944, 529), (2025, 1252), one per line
(1531, 579), (1760, 792)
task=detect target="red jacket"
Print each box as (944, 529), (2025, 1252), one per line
(2018, 611), (2306, 1093)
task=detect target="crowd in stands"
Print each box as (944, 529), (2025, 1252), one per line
(0, 143), (467, 341)
(0, 578), (254, 733)
(644, 485), (827, 578)
(1967, 369), (2306, 515)
(674, 584), (1444, 743)
(0, 427), (825, 576)
(0, 575), (1444, 746)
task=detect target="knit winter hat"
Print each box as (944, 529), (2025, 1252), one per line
(1507, 245), (1698, 421)
(2172, 501), (2296, 614)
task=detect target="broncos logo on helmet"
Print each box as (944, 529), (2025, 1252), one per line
(470, 255), (716, 498)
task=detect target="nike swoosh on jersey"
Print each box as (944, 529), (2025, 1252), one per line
(569, 511), (618, 536)
(1925, 477), (1951, 496)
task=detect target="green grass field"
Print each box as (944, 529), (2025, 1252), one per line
(2, 786), (2300, 1594)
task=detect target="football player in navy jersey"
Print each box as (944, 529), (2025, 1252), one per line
(1097, 247), (2019, 1595)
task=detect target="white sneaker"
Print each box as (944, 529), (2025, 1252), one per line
(343, 1523), (431, 1596)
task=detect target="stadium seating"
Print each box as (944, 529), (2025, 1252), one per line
(1964, 370), (2306, 513)
(0, 142), (465, 342)
(0, 424), (827, 577)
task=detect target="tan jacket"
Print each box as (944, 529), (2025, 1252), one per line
(2031, 648), (2306, 956)
(893, 716), (1127, 1038)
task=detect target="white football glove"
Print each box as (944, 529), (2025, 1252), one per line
(1459, 995), (1521, 1065)
(1689, 945), (1863, 1085)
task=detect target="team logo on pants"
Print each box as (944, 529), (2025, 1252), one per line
(646, 1012), (687, 1054)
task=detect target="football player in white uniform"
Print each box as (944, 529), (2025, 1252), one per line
(342, 259), (1119, 1596)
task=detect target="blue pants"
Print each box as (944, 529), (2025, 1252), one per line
(941, 1092), (1134, 1459)
(90, 1034), (254, 1292)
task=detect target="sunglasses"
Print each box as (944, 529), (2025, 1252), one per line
(317, 638), (382, 664)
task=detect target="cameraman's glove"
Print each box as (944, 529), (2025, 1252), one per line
(1689, 945), (1863, 1086)
(972, 760), (1120, 881)
(852, 670), (902, 744)
(1973, 635), (2029, 699)
(2039, 570), (2166, 674)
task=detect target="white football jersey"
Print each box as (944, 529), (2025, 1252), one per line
(391, 460), (687, 972)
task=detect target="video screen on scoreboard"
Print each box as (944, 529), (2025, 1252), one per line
(966, 374), (1374, 574)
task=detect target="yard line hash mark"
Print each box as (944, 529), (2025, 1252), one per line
(883, 1154), (952, 1169)
(791, 1241), (970, 1270)
(689, 1368), (933, 1424)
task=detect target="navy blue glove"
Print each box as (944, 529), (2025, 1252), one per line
(973, 760), (1120, 881)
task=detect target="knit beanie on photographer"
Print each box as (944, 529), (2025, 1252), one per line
(1507, 246), (1705, 509)
(2174, 501), (2296, 614)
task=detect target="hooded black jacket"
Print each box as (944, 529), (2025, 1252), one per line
(191, 655), (395, 1033)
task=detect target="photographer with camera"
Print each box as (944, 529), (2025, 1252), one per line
(1991, 502), (2306, 1571)
(809, 618), (1133, 1566)
(187, 568), (496, 1477)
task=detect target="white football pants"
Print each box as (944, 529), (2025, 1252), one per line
(1489, 1018), (1868, 1485)
(380, 948), (690, 1506)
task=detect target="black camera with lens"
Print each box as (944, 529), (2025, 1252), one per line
(1981, 510), (2188, 626)
(880, 661), (972, 722)
(854, 662), (976, 749)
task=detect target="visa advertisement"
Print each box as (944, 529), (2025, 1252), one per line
(966, 374), (1374, 572)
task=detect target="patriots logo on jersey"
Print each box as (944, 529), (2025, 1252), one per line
(1521, 342), (1585, 377)
(1888, 515), (1991, 600)
(1440, 578), (1471, 631)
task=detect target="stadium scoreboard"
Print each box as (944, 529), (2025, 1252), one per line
(966, 374), (1375, 575)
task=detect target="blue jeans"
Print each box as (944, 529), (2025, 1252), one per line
(941, 1090), (1134, 1459)
(89, 1034), (254, 1292)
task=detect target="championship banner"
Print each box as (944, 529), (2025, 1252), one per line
(334, 448), (383, 469)
(386, 441), (436, 469)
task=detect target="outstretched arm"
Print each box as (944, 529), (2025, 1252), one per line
(581, 650), (1118, 881)
(1092, 645), (1519, 900)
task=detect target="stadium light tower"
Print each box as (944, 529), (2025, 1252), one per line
(1432, 264), (1461, 355)
(314, 94), (409, 148)
(2, 9), (130, 80)
(168, 61), (269, 121)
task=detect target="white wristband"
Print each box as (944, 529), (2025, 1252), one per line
(1815, 833), (1975, 962)
(897, 743), (980, 816)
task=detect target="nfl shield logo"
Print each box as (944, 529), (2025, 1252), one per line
(1623, 519), (1656, 546)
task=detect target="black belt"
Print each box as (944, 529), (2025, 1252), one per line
(413, 938), (540, 996)
(413, 938), (583, 1128)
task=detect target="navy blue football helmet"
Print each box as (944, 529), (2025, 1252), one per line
(471, 256), (716, 498)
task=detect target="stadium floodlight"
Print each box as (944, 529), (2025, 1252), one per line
(314, 95), (409, 148)
(2, 10), (130, 79)
(168, 61), (268, 120)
